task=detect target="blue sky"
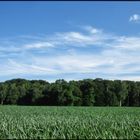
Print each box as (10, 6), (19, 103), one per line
(0, 2), (140, 82)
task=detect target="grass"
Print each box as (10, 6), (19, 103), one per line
(0, 106), (140, 139)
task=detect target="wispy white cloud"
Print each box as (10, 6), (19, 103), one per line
(129, 14), (140, 23)
(111, 36), (140, 50)
(24, 42), (54, 49)
(0, 59), (57, 76)
(83, 25), (102, 34)
(1, 25), (140, 81)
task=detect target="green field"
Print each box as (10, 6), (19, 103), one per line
(0, 106), (140, 139)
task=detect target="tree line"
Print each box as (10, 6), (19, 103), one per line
(0, 78), (140, 106)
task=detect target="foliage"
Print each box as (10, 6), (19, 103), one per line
(0, 78), (140, 106)
(0, 106), (139, 139)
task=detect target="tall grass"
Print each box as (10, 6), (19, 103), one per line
(0, 106), (140, 139)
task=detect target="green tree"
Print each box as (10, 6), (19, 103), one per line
(94, 78), (106, 106)
(0, 83), (8, 105)
(80, 79), (95, 106)
(5, 84), (20, 104)
(114, 80), (128, 106)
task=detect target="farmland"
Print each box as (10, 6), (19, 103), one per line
(0, 106), (140, 139)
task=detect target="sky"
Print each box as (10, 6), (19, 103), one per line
(0, 1), (140, 82)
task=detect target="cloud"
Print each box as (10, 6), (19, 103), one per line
(129, 14), (140, 23)
(1, 25), (140, 81)
(0, 59), (57, 77)
(24, 42), (54, 49)
(83, 25), (102, 34)
(112, 36), (140, 50)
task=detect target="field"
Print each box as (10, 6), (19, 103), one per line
(0, 106), (140, 139)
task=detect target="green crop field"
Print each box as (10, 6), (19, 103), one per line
(0, 106), (140, 139)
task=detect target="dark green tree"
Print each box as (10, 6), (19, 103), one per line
(80, 79), (95, 106)
(114, 80), (128, 106)
(0, 83), (8, 105)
